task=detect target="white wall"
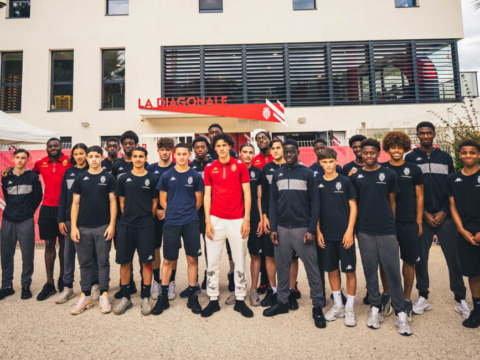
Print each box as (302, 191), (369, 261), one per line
(0, 0), (464, 145)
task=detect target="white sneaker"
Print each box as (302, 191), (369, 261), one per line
(151, 280), (161, 300)
(168, 281), (176, 300)
(99, 292), (111, 314)
(225, 293), (236, 305)
(70, 293), (93, 315)
(55, 287), (75, 304)
(412, 296), (432, 315)
(324, 304), (345, 322)
(454, 300), (471, 320)
(395, 312), (412, 336)
(367, 307), (384, 329)
(91, 284), (100, 301)
(141, 297), (152, 316)
(344, 307), (357, 327)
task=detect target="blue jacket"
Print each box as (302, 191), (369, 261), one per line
(1, 170), (43, 222)
(269, 163), (319, 234)
(405, 147), (454, 214)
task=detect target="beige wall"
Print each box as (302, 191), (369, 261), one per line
(0, 0), (465, 145)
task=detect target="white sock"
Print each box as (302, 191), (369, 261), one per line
(229, 261), (234, 274)
(271, 287), (277, 294)
(332, 290), (342, 307)
(346, 294), (355, 309)
(417, 296), (426, 303)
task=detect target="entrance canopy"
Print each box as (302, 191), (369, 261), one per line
(0, 111), (58, 144)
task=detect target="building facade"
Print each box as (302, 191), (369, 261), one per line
(0, 0), (467, 157)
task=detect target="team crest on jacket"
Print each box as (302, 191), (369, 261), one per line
(250, 171), (255, 179)
(145, 179), (150, 187)
(63, 159), (68, 166)
(232, 164), (236, 172)
(188, 176), (193, 185)
(379, 173), (385, 181)
(336, 182), (342, 191)
(404, 168), (410, 176)
(100, 176), (106, 183)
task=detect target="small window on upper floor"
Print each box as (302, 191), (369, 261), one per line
(395, 0), (419, 8)
(9, 0), (30, 18)
(107, 0), (129, 15)
(199, 0), (223, 13)
(293, 0), (316, 10)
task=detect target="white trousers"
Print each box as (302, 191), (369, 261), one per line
(206, 216), (248, 300)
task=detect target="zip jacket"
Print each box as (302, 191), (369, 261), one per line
(269, 163), (319, 234)
(405, 147), (454, 214)
(1, 169), (43, 222)
(261, 161), (284, 217)
(57, 165), (88, 223)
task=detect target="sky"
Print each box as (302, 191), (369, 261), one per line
(458, 0), (480, 72)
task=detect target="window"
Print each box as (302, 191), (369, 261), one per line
(0, 52), (23, 112)
(102, 49), (125, 109)
(9, 0), (30, 18)
(107, 0), (129, 15)
(199, 0), (222, 13)
(162, 40), (461, 107)
(395, 0), (418, 8)
(293, 0), (316, 10)
(51, 51), (74, 111)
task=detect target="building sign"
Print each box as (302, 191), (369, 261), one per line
(138, 96), (287, 127)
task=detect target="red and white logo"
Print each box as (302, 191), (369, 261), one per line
(263, 107), (271, 120)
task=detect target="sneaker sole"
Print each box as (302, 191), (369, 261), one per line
(234, 307), (254, 318)
(151, 294), (160, 300)
(55, 292), (75, 304)
(168, 294), (176, 300)
(114, 303), (133, 315)
(141, 309), (152, 316)
(398, 330), (412, 336)
(71, 302), (93, 315)
(100, 304), (112, 314)
(187, 303), (202, 314)
(201, 307), (220, 318)
(344, 321), (357, 327)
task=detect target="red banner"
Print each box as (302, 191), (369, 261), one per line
(139, 97), (287, 126)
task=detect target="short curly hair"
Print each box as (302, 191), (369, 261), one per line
(157, 137), (175, 150)
(382, 131), (412, 152)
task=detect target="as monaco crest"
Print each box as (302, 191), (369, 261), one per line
(100, 176), (106, 183)
(145, 179), (150, 187)
(336, 182), (342, 191)
(262, 107), (271, 120)
(250, 171), (255, 179)
(188, 176), (193, 185)
(379, 173), (385, 182)
(404, 168), (410, 176)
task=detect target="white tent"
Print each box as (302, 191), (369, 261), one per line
(0, 111), (58, 144)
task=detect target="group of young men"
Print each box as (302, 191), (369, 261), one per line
(1, 121), (480, 335)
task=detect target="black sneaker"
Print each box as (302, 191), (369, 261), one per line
(114, 288), (123, 299)
(463, 309), (480, 328)
(180, 287), (190, 299)
(257, 284), (268, 295)
(201, 271), (207, 290)
(151, 295), (170, 315)
(288, 289), (299, 310)
(234, 300), (254, 318)
(261, 288), (275, 307)
(263, 302), (289, 317)
(201, 300), (221, 318)
(187, 293), (202, 314)
(21, 284), (32, 300)
(0, 286), (15, 300)
(363, 291), (370, 305)
(292, 283), (301, 299)
(228, 273), (235, 292)
(313, 306), (327, 328)
(36, 282), (56, 301)
(58, 277), (65, 292)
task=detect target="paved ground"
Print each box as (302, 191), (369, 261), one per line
(0, 243), (478, 360)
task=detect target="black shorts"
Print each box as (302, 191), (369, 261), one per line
(396, 221), (420, 265)
(198, 208), (206, 239)
(323, 240), (356, 273)
(262, 234), (275, 257)
(163, 221), (201, 261)
(115, 223), (155, 264)
(38, 205), (62, 240)
(154, 218), (164, 248)
(458, 233), (480, 277)
(248, 229), (263, 256)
